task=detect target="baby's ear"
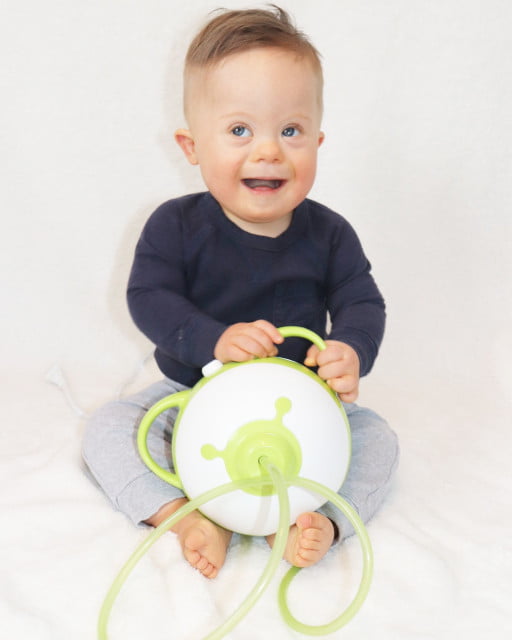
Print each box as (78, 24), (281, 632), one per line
(175, 128), (198, 165)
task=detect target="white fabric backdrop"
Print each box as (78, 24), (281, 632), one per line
(1, 1), (511, 639)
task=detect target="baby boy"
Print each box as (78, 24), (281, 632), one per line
(83, 6), (399, 579)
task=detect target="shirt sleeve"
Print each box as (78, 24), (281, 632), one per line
(325, 218), (386, 376)
(126, 204), (226, 368)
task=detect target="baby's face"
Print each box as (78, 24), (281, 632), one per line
(177, 48), (324, 237)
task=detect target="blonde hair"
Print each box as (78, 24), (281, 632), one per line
(183, 5), (323, 115)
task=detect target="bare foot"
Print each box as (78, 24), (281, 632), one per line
(266, 512), (335, 568)
(145, 499), (232, 579)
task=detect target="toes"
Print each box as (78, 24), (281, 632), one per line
(184, 548), (218, 579)
(293, 543), (326, 567)
(179, 520), (231, 579)
(296, 511), (330, 532)
(298, 536), (322, 551)
(183, 548), (200, 565)
(194, 554), (210, 572)
(289, 513), (335, 567)
(296, 512), (315, 531)
(202, 563), (218, 579)
(294, 550), (317, 567)
(301, 528), (323, 543)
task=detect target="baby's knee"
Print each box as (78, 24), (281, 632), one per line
(346, 405), (400, 475)
(375, 417), (399, 471)
(82, 400), (140, 460)
(82, 404), (108, 463)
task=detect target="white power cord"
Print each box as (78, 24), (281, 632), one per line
(46, 351), (154, 417)
(45, 364), (88, 418)
(116, 350), (154, 399)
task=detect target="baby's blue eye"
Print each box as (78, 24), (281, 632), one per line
(282, 126), (299, 137)
(232, 125), (251, 137)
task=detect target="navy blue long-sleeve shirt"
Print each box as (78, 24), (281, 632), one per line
(127, 192), (385, 386)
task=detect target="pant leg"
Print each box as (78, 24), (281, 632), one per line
(82, 378), (189, 526)
(318, 403), (399, 541)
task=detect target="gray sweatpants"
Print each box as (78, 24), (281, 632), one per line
(82, 378), (399, 540)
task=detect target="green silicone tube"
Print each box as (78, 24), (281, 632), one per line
(98, 481), (239, 640)
(277, 476), (373, 635)
(98, 462), (290, 640)
(203, 458), (290, 639)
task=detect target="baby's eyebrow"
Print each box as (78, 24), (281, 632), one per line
(220, 112), (253, 121)
(284, 114), (313, 123)
(220, 112), (314, 124)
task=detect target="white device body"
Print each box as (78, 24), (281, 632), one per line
(173, 360), (351, 536)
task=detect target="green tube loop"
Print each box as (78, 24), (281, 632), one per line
(98, 480), (240, 640)
(203, 458), (290, 639)
(98, 464), (290, 640)
(278, 477), (373, 635)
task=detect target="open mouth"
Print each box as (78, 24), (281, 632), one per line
(242, 178), (285, 190)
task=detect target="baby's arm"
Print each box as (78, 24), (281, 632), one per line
(304, 340), (360, 403)
(214, 320), (284, 363)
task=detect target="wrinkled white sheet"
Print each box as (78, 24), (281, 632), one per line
(2, 0), (511, 637)
(1, 372), (510, 640)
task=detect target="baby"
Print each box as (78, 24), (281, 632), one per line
(83, 6), (399, 579)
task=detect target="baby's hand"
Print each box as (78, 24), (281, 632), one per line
(214, 320), (284, 363)
(304, 340), (360, 403)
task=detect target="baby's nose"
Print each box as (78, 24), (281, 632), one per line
(250, 138), (284, 163)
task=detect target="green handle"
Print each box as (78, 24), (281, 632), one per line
(277, 326), (326, 351)
(136, 390), (190, 489)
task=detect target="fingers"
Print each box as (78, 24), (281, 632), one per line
(304, 344), (320, 367)
(253, 319), (285, 346)
(313, 341), (360, 403)
(325, 374), (359, 403)
(215, 330), (360, 402)
(214, 321), (283, 363)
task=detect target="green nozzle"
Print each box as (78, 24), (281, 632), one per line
(200, 396), (302, 496)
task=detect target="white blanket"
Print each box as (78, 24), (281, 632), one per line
(1, 370), (510, 640)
